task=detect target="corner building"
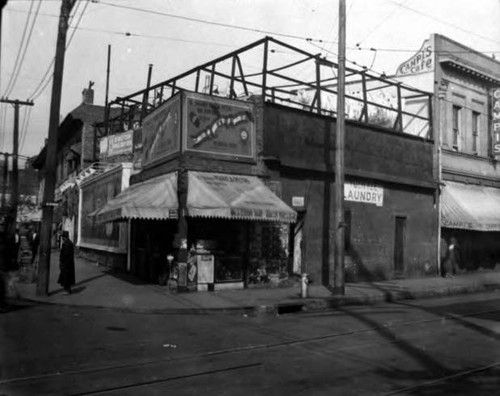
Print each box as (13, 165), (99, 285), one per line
(96, 37), (438, 290)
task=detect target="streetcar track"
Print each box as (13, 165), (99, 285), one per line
(69, 362), (262, 395)
(1, 307), (499, 387)
(385, 361), (500, 395)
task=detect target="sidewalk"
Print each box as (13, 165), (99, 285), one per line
(11, 252), (500, 315)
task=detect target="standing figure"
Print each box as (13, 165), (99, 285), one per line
(58, 231), (75, 294)
(30, 228), (40, 265)
(443, 236), (461, 278)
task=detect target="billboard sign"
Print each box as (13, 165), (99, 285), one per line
(183, 92), (255, 160)
(492, 88), (500, 158)
(142, 95), (181, 167)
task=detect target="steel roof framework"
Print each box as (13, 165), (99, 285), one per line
(101, 36), (433, 139)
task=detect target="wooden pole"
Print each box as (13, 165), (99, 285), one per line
(333, 0), (346, 295)
(37, 0), (77, 296)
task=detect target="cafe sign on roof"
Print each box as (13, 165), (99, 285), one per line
(395, 39), (434, 76)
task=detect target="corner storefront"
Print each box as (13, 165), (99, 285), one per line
(95, 91), (297, 290)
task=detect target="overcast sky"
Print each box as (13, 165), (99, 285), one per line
(1, 0), (500, 161)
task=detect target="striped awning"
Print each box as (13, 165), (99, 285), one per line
(441, 181), (500, 231)
(95, 172), (178, 223)
(187, 171), (297, 223)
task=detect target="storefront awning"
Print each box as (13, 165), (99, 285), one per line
(95, 173), (178, 223)
(441, 181), (500, 231)
(187, 171), (297, 223)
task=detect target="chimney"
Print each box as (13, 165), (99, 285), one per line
(82, 81), (95, 105)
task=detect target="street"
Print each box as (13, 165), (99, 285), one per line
(1, 291), (499, 395)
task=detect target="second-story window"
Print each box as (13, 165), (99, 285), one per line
(472, 111), (479, 155)
(452, 105), (461, 151)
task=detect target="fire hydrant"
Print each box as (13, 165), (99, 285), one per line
(300, 273), (309, 299)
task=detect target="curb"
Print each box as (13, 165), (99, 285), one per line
(13, 280), (500, 316)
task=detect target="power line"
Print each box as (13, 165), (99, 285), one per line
(94, 0), (333, 44)
(2, 0), (34, 96)
(4, 0), (42, 97)
(389, 0), (500, 46)
(29, 0), (90, 101)
(20, 105), (33, 153)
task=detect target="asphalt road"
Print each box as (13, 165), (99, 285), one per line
(1, 291), (499, 395)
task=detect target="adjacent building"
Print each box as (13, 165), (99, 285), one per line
(394, 34), (500, 272)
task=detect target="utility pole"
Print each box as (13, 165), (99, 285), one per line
(37, 0), (77, 296)
(140, 64), (153, 122)
(1, 152), (8, 210)
(104, 44), (111, 137)
(0, 98), (34, 266)
(333, 0), (346, 295)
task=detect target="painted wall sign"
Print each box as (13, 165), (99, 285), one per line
(395, 39), (433, 76)
(492, 88), (500, 158)
(108, 130), (133, 157)
(183, 92), (255, 159)
(344, 182), (384, 207)
(142, 95), (181, 166)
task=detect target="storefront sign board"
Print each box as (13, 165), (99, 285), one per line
(183, 92), (255, 160)
(142, 95), (181, 166)
(492, 88), (500, 158)
(344, 182), (384, 207)
(108, 130), (133, 157)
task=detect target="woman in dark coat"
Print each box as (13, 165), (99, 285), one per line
(58, 231), (75, 294)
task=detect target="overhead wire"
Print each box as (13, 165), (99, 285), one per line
(5, 0), (42, 98)
(28, 0), (84, 100)
(2, 0), (35, 97)
(29, 0), (89, 101)
(20, 106), (33, 153)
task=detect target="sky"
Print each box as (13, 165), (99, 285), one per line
(1, 0), (500, 162)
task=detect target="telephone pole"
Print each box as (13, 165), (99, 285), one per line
(0, 98), (34, 264)
(37, 0), (77, 296)
(333, 0), (346, 295)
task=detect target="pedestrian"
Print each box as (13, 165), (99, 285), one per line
(13, 228), (20, 269)
(30, 228), (40, 265)
(443, 236), (461, 278)
(58, 231), (75, 294)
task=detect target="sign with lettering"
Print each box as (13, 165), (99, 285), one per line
(492, 88), (500, 158)
(108, 130), (133, 157)
(142, 95), (181, 167)
(395, 39), (433, 76)
(183, 92), (255, 160)
(344, 182), (384, 207)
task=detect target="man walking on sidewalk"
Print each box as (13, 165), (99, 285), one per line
(58, 231), (75, 294)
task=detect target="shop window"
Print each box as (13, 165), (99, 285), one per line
(452, 105), (461, 151)
(472, 111), (479, 155)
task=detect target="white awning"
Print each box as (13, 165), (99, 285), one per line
(441, 181), (500, 231)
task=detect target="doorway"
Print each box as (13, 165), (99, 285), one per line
(394, 216), (406, 277)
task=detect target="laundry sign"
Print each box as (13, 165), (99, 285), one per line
(344, 182), (384, 207)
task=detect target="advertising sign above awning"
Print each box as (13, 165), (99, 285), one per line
(142, 95), (181, 167)
(183, 92), (255, 161)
